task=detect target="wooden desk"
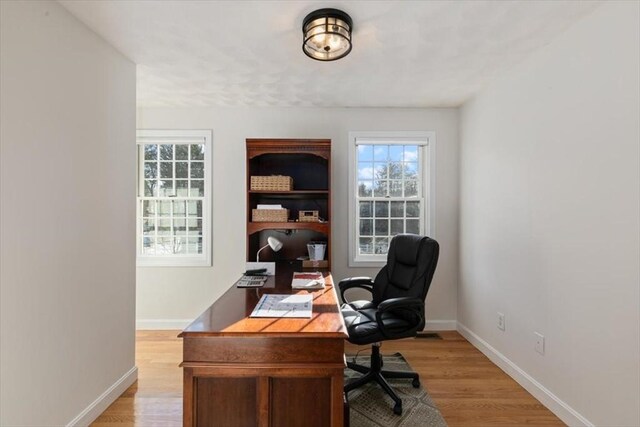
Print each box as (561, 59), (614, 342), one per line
(179, 267), (348, 427)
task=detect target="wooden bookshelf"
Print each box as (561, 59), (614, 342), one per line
(247, 222), (330, 234)
(248, 190), (329, 195)
(246, 139), (331, 267)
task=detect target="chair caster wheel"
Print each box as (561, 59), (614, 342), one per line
(393, 404), (402, 415)
(412, 378), (420, 388)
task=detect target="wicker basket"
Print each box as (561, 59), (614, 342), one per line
(298, 210), (320, 222)
(252, 209), (289, 222)
(250, 176), (293, 191)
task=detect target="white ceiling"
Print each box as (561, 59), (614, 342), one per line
(60, 1), (600, 108)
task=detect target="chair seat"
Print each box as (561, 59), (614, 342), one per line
(341, 301), (414, 345)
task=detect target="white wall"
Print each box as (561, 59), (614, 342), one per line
(459, 2), (639, 426)
(0, 1), (136, 425)
(136, 107), (459, 329)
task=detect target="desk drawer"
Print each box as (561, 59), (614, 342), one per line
(183, 336), (344, 364)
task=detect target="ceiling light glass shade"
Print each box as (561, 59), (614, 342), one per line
(302, 9), (353, 61)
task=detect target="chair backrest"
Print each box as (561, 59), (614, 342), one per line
(372, 234), (440, 305)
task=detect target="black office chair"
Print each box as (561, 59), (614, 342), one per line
(339, 234), (439, 415)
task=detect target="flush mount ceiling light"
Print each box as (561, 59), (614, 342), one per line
(302, 8), (353, 61)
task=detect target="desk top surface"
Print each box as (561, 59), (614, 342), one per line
(180, 265), (348, 338)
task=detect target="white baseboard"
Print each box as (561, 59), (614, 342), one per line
(424, 320), (457, 331)
(136, 318), (193, 330)
(456, 322), (593, 427)
(66, 366), (138, 427)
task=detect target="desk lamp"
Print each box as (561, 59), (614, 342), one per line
(256, 236), (283, 262)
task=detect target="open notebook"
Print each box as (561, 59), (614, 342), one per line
(250, 294), (313, 318)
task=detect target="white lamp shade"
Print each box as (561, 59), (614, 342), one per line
(267, 236), (283, 252)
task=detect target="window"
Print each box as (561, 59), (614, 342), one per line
(349, 131), (434, 266)
(136, 130), (212, 267)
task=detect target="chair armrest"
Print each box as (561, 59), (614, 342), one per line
(375, 297), (424, 338)
(338, 277), (374, 304)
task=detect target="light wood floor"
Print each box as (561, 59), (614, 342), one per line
(92, 330), (564, 426)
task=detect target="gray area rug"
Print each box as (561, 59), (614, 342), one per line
(345, 353), (447, 427)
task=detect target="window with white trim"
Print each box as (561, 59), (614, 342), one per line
(349, 132), (434, 266)
(136, 130), (212, 267)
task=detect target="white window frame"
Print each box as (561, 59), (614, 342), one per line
(348, 131), (436, 267)
(136, 129), (213, 267)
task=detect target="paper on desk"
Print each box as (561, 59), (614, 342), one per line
(250, 294), (313, 318)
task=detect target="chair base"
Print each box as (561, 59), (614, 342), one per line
(344, 344), (420, 415)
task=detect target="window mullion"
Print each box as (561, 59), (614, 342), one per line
(154, 151), (160, 256)
(156, 154), (160, 198)
(153, 199), (158, 254)
(171, 145), (176, 255)
(172, 145), (176, 198)
(386, 161), (390, 198)
(187, 144), (191, 199)
(401, 145), (406, 198)
(137, 145), (143, 196)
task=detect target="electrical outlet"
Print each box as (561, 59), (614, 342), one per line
(497, 312), (505, 331)
(535, 332), (545, 355)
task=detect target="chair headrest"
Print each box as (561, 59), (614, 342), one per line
(389, 234), (425, 266)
